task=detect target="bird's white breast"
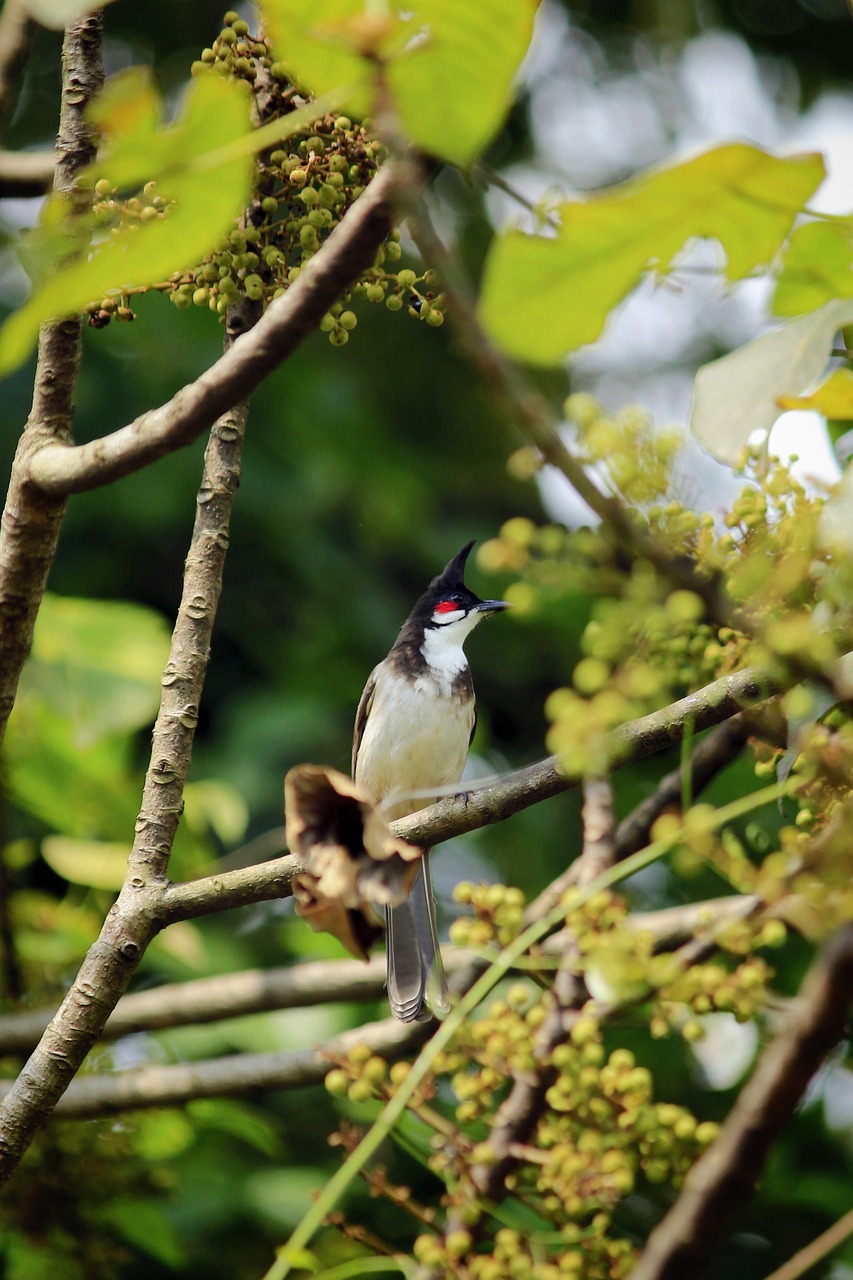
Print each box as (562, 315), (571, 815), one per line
(355, 654), (475, 821)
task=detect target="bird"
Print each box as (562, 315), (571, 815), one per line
(352, 541), (509, 1022)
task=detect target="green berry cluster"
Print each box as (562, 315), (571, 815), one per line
(650, 955), (773, 1038)
(448, 881), (527, 949)
(407, 1011), (718, 1280)
(324, 1040), (399, 1106)
(85, 13), (447, 341)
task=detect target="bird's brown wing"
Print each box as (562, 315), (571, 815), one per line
(352, 668), (376, 778)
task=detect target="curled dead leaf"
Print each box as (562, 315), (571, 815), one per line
(285, 764), (423, 960)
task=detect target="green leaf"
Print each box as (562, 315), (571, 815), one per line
(260, 0), (372, 113)
(184, 779), (249, 845)
(479, 144), (825, 365)
(19, 593), (170, 746)
(4, 594), (168, 839)
(0, 69), (253, 375)
(387, 0), (537, 166)
(773, 220), (853, 317)
(98, 1199), (187, 1268)
(261, 0), (536, 166)
(690, 298), (853, 465)
(41, 836), (129, 890)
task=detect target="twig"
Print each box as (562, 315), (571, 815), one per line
(0, 13), (102, 752)
(0, 954), (391, 1052)
(0, 1015), (430, 1118)
(463, 777), (618, 1209)
(630, 924), (853, 1280)
(406, 199), (734, 628)
(26, 157), (414, 497)
(761, 1208), (853, 1280)
(0, 149), (54, 196)
(614, 715), (750, 859)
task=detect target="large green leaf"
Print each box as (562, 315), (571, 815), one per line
(387, 0), (537, 166)
(261, 0), (536, 166)
(0, 69), (253, 375)
(773, 220), (853, 317)
(17, 593), (170, 746)
(690, 298), (853, 465)
(479, 144), (825, 366)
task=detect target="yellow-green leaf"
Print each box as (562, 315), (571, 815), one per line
(0, 69), (253, 375)
(387, 0), (538, 167)
(41, 836), (130, 890)
(773, 220), (853, 317)
(777, 367), (853, 418)
(261, 0), (536, 166)
(260, 0), (375, 115)
(480, 144), (825, 366)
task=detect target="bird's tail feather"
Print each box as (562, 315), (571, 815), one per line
(385, 852), (450, 1023)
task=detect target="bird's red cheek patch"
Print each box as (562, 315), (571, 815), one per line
(435, 600), (460, 614)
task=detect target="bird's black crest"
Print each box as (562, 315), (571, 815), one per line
(394, 541), (482, 646)
(430, 540), (476, 596)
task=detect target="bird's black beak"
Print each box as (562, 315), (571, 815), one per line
(476, 600), (511, 614)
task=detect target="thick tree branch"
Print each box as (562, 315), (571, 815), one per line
(0, 13), (102, 751)
(631, 924), (853, 1280)
(26, 158), (413, 497)
(0, 1015), (431, 1118)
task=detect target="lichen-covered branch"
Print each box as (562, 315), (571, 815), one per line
(0, 13), (102, 751)
(631, 924), (853, 1280)
(26, 158), (413, 497)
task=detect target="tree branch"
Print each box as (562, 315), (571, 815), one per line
(614, 715), (751, 859)
(0, 899), (758, 1055)
(392, 663), (783, 850)
(0, 1015), (431, 1118)
(26, 157), (413, 497)
(0, 12), (102, 751)
(123, 663), (784, 935)
(0, 149), (54, 196)
(630, 924), (853, 1280)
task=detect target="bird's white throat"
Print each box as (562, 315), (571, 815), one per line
(420, 613), (481, 682)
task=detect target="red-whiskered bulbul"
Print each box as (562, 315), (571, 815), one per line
(352, 541), (509, 1022)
